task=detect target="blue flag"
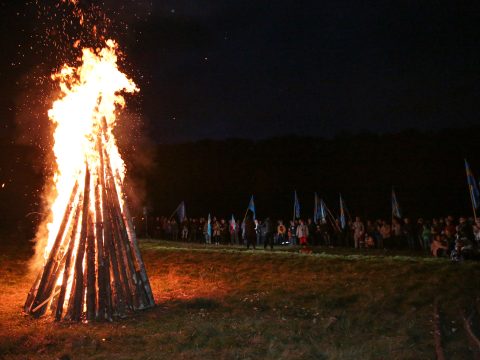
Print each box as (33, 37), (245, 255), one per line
(314, 193), (327, 223)
(247, 195), (256, 219)
(177, 201), (186, 222)
(294, 190), (301, 219)
(319, 199), (327, 222)
(465, 159), (480, 209)
(207, 213), (212, 236)
(339, 194), (346, 230)
(392, 187), (402, 219)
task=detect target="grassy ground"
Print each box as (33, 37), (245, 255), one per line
(1, 240), (480, 359)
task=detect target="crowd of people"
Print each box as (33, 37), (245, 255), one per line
(144, 214), (480, 260)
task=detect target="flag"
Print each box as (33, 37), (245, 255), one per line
(392, 187), (402, 219)
(177, 201), (186, 222)
(339, 194), (346, 230)
(207, 213), (212, 236)
(314, 193), (327, 223)
(230, 214), (236, 231)
(465, 159), (480, 209)
(294, 190), (300, 219)
(247, 195), (256, 219)
(319, 199), (327, 222)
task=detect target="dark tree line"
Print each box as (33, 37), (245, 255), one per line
(143, 127), (480, 221)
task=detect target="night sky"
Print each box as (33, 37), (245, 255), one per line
(1, 1), (480, 144)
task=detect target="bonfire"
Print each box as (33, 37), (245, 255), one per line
(24, 40), (154, 321)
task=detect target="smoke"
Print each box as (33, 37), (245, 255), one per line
(115, 107), (156, 214)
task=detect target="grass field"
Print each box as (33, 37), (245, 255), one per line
(1, 240), (480, 359)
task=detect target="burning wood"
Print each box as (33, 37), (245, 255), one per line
(24, 40), (154, 321)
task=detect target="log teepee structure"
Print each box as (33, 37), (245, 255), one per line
(24, 128), (155, 321)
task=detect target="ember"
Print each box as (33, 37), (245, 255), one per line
(24, 40), (154, 321)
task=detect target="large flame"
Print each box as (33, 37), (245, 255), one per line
(44, 39), (138, 262)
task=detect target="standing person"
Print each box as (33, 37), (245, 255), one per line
(229, 218), (238, 245)
(181, 219), (189, 241)
(245, 214), (256, 250)
(403, 218), (415, 250)
(189, 219), (197, 242)
(288, 220), (297, 246)
(352, 216), (365, 249)
(213, 220), (221, 245)
(379, 220), (391, 249)
(296, 219), (309, 246)
(255, 220), (263, 246)
(241, 220), (246, 246)
(320, 220), (331, 246)
(416, 218), (424, 249)
(391, 217), (404, 249)
(307, 218), (316, 245)
(277, 220), (287, 245)
(171, 219), (179, 242)
(314, 223), (322, 246)
(236, 220), (241, 245)
(220, 219), (228, 245)
(421, 221), (432, 252)
(264, 217), (274, 250)
(203, 218), (211, 244)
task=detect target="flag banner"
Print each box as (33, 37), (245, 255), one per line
(177, 201), (186, 222)
(207, 213), (212, 236)
(319, 199), (327, 222)
(392, 188), (402, 219)
(248, 195), (256, 219)
(339, 194), (346, 230)
(294, 190), (301, 219)
(465, 159), (480, 209)
(230, 214), (236, 231)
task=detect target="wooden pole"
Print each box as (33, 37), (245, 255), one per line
(106, 160), (146, 309)
(55, 198), (82, 321)
(114, 169), (155, 308)
(97, 136), (113, 320)
(86, 212), (96, 321)
(94, 181), (107, 320)
(104, 203), (127, 317)
(27, 181), (79, 316)
(469, 185), (478, 223)
(67, 166), (90, 321)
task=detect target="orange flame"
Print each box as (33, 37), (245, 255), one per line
(43, 39), (138, 262)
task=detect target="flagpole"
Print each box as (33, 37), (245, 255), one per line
(243, 208), (249, 222)
(324, 202), (341, 232)
(243, 195), (254, 222)
(169, 203), (180, 220)
(469, 184), (478, 222)
(293, 191), (296, 223)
